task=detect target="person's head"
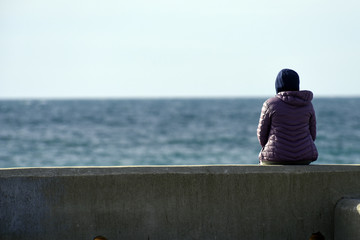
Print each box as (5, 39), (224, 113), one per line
(93, 236), (107, 240)
(309, 232), (325, 240)
(275, 69), (300, 93)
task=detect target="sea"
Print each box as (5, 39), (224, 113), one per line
(1, 98), (360, 168)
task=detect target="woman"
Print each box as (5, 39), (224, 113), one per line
(257, 69), (318, 165)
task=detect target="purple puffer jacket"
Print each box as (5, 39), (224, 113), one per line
(257, 90), (318, 163)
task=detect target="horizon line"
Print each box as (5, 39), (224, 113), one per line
(0, 94), (360, 100)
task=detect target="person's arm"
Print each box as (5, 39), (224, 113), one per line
(309, 104), (316, 141)
(257, 101), (271, 147)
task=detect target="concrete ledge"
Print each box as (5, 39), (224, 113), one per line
(1, 165), (360, 240)
(334, 198), (360, 240)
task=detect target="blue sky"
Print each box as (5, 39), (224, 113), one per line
(1, 0), (359, 98)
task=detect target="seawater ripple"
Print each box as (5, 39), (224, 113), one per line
(0, 98), (359, 167)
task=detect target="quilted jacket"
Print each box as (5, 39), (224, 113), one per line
(257, 90), (318, 163)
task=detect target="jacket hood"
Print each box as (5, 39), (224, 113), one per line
(276, 90), (313, 106)
(275, 69), (300, 93)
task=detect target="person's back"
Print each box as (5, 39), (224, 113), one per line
(257, 69), (318, 165)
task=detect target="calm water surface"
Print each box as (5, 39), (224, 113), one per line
(1, 98), (359, 168)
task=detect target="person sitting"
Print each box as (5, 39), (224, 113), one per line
(257, 69), (318, 165)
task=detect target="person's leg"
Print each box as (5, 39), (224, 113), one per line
(260, 160), (311, 165)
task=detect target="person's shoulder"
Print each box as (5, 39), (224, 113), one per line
(261, 96), (281, 112)
(265, 96), (281, 106)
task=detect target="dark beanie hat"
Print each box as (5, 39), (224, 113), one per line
(275, 69), (300, 93)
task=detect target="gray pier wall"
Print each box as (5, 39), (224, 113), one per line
(1, 165), (360, 240)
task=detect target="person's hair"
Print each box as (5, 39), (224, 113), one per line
(309, 232), (325, 240)
(93, 236), (108, 240)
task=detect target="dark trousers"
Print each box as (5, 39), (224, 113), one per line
(260, 160), (312, 165)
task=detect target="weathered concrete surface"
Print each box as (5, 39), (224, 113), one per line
(334, 198), (360, 240)
(1, 165), (360, 240)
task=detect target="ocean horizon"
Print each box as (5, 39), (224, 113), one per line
(1, 97), (360, 168)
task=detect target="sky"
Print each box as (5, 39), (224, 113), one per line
(1, 0), (359, 98)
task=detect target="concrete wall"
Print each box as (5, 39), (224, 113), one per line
(334, 198), (360, 240)
(1, 165), (360, 240)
